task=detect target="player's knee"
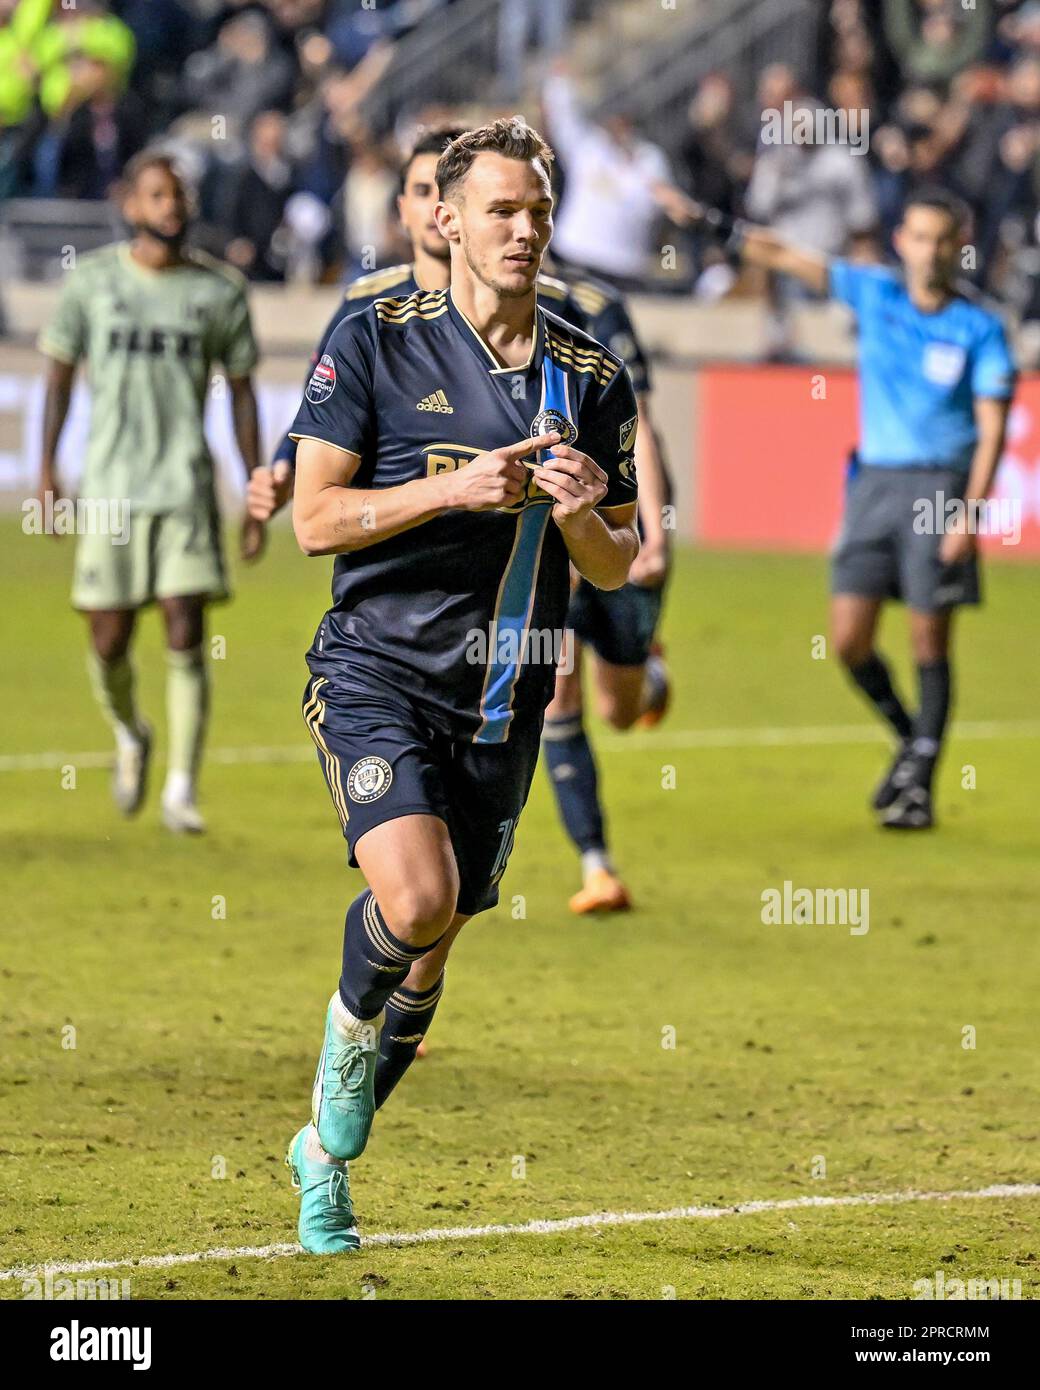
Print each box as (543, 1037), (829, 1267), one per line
(380, 878), (458, 946)
(832, 629), (873, 668)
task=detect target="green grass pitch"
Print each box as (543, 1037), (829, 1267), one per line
(1, 517), (1038, 1300)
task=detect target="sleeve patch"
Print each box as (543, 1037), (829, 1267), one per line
(619, 414), (638, 453)
(306, 354), (337, 405)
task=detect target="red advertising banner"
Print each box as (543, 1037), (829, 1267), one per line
(697, 365), (1040, 558)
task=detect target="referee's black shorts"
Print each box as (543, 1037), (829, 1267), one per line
(830, 464), (981, 612)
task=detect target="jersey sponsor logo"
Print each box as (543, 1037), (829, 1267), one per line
(417, 389), (453, 413)
(306, 354), (337, 404)
(922, 342), (966, 387)
(346, 755), (393, 803)
(531, 408), (577, 445)
(619, 414), (638, 453)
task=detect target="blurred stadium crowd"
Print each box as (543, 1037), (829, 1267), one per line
(3, 0), (1040, 324)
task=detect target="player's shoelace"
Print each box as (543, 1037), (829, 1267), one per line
(329, 1045), (369, 1097)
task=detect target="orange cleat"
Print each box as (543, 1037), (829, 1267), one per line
(568, 868), (633, 915)
(636, 645), (671, 729)
(416, 1039), (428, 1059)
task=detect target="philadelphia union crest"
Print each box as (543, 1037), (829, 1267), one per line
(347, 756), (393, 803)
(531, 408), (577, 445)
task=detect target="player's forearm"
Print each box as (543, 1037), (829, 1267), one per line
(558, 511), (639, 591)
(40, 362), (75, 476)
(230, 378), (261, 479)
(294, 473), (452, 556)
(634, 401), (669, 549)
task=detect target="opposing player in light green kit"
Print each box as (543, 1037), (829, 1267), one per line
(38, 151), (266, 833)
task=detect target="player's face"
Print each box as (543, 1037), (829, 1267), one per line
(893, 206), (960, 290)
(438, 153), (553, 299)
(124, 165), (190, 246)
(397, 153), (449, 261)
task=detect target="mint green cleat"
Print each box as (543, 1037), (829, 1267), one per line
(286, 1125), (361, 1254)
(311, 997), (381, 1160)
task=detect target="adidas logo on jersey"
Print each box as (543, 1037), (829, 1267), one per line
(417, 390), (453, 413)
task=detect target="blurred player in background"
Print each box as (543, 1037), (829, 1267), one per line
(249, 125), (673, 914)
(681, 188), (1014, 829)
(38, 152), (265, 833)
(540, 266), (672, 913)
(280, 118), (639, 1252)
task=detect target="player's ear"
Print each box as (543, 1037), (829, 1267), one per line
(434, 199), (460, 244)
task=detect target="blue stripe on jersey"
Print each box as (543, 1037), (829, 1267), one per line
(474, 356), (573, 745)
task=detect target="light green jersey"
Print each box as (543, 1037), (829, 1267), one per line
(39, 242), (259, 513)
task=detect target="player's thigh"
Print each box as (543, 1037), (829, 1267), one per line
(829, 594), (883, 666)
(154, 500), (229, 610)
(353, 814), (460, 942)
(158, 593), (207, 651)
(301, 673), (459, 936)
(85, 608), (138, 662)
(544, 631), (583, 720)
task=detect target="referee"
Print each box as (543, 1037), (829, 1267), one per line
(685, 189), (1016, 828)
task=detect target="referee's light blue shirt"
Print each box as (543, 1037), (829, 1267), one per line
(830, 261), (1016, 472)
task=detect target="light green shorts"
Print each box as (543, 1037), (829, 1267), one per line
(72, 502), (229, 611)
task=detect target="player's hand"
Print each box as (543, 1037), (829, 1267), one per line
(248, 461), (293, 522)
(38, 468), (68, 541)
(531, 444), (608, 531)
(940, 522), (976, 567)
(240, 514), (267, 562)
(628, 538), (669, 588)
(443, 432), (561, 512)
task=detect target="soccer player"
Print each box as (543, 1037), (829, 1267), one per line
(248, 127), (672, 915)
(687, 188), (1015, 828)
(38, 152), (265, 833)
(539, 268), (672, 912)
(281, 117), (639, 1252)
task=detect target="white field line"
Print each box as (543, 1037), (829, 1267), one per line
(2, 1183), (1039, 1281)
(3, 719), (1040, 774)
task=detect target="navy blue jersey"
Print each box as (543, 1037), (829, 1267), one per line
(288, 288), (638, 744)
(275, 266), (590, 465)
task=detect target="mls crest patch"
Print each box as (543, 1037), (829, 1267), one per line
(306, 354), (337, 405)
(347, 756), (393, 803)
(619, 414), (638, 453)
(531, 408), (578, 445)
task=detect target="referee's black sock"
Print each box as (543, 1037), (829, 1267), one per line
(912, 659), (952, 788)
(374, 973), (444, 1110)
(848, 653), (914, 741)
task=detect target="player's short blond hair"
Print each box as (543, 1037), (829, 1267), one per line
(436, 117), (554, 202)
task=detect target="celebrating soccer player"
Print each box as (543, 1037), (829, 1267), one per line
(38, 152), (265, 833)
(281, 118), (639, 1252)
(683, 188), (1014, 829)
(248, 126), (672, 915)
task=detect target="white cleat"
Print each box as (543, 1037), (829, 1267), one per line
(112, 724), (152, 817)
(161, 796), (207, 835)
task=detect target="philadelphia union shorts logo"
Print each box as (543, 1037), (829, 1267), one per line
(306, 354), (337, 404)
(531, 408), (577, 445)
(347, 756), (393, 803)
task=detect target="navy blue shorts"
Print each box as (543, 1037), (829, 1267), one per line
(302, 667), (543, 916)
(567, 578), (664, 667)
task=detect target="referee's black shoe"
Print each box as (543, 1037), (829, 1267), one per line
(872, 739), (915, 811)
(881, 784), (934, 830)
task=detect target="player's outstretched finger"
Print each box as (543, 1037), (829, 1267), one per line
(503, 431), (561, 461)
